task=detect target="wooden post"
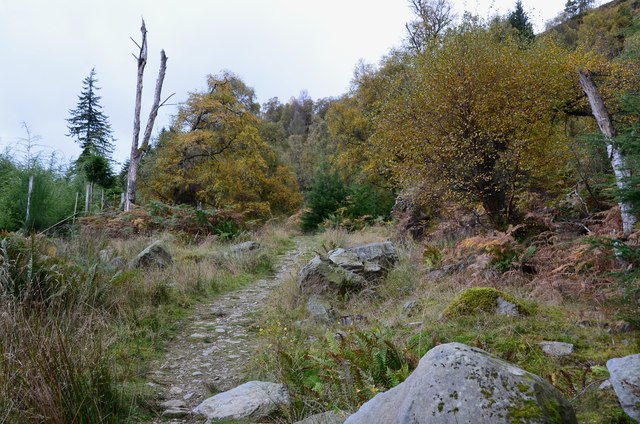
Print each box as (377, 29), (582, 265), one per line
(579, 69), (637, 234)
(101, 189), (105, 211)
(25, 175), (34, 227)
(85, 183), (91, 213)
(73, 192), (79, 224)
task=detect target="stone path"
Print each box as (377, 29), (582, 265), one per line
(147, 240), (305, 423)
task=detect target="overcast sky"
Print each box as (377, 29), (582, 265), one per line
(0, 0), (595, 166)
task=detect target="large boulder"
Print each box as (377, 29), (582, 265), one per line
(193, 381), (289, 421)
(328, 242), (397, 278)
(607, 353), (640, 422)
(344, 342), (577, 424)
(297, 256), (366, 296)
(297, 242), (397, 295)
(131, 241), (173, 269)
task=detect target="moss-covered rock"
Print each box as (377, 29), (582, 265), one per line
(442, 287), (532, 318)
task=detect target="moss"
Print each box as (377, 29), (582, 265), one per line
(441, 287), (532, 318)
(540, 399), (564, 424)
(481, 388), (494, 399)
(517, 383), (531, 393)
(507, 399), (544, 423)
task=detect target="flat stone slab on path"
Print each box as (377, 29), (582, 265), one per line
(193, 381), (290, 421)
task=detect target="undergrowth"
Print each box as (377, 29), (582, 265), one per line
(254, 224), (639, 423)
(0, 222), (294, 423)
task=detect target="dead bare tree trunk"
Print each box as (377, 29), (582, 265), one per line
(578, 69), (637, 235)
(125, 19), (171, 211)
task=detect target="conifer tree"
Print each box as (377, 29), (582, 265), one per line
(508, 0), (534, 41)
(66, 68), (115, 163)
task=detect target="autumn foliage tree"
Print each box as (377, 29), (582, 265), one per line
(369, 23), (585, 226)
(145, 72), (302, 218)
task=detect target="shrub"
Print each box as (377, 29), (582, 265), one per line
(588, 237), (640, 328)
(301, 167), (395, 232)
(81, 201), (245, 239)
(301, 167), (347, 232)
(344, 184), (395, 223)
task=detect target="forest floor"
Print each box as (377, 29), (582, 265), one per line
(146, 238), (308, 423)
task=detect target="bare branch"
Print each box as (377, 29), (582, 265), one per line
(159, 92), (176, 108)
(130, 36), (142, 51)
(125, 19), (167, 211)
(405, 0), (455, 52)
(140, 49), (168, 153)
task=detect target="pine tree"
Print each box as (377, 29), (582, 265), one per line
(66, 68), (115, 161)
(508, 0), (534, 41)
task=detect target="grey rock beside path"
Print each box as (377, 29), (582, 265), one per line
(297, 242), (397, 295)
(229, 240), (261, 253)
(539, 341), (575, 357)
(328, 242), (397, 276)
(297, 256), (366, 295)
(307, 294), (336, 323)
(192, 381), (290, 421)
(344, 342), (577, 424)
(607, 353), (640, 422)
(131, 240), (173, 269)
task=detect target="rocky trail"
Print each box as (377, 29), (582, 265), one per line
(146, 239), (306, 423)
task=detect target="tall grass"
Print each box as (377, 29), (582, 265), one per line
(0, 222), (296, 423)
(0, 233), (125, 423)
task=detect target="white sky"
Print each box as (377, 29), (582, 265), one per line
(0, 0), (595, 165)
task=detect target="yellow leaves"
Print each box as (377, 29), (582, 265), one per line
(366, 26), (584, 219)
(144, 73), (302, 219)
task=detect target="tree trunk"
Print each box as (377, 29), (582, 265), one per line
(125, 19), (168, 211)
(25, 175), (34, 227)
(578, 69), (636, 234)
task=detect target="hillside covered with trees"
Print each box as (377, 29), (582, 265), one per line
(1, 1), (640, 423)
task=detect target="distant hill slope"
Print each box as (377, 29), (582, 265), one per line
(546, 0), (640, 58)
